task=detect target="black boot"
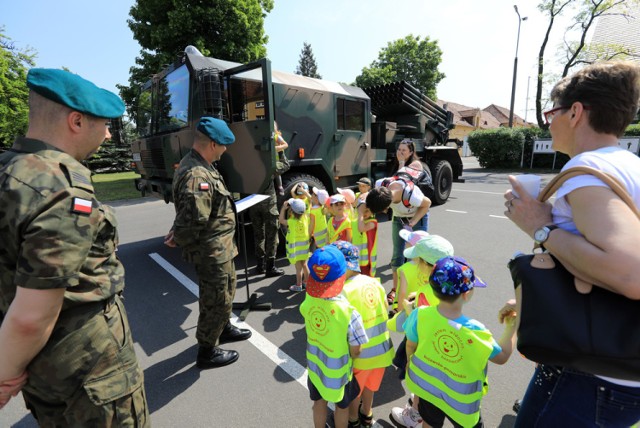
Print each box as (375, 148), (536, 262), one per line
(255, 257), (265, 275)
(196, 345), (239, 369)
(218, 321), (252, 344)
(265, 258), (285, 277)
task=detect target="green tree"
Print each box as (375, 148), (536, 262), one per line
(120, 0), (274, 121)
(534, 0), (639, 128)
(354, 35), (445, 99)
(0, 29), (35, 148)
(295, 42), (321, 78)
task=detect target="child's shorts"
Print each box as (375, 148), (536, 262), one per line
(418, 398), (484, 428)
(308, 375), (361, 409)
(354, 367), (385, 393)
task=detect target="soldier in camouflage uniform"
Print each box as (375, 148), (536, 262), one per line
(0, 69), (148, 426)
(164, 117), (251, 369)
(249, 178), (285, 277)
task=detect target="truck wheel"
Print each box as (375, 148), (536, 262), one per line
(430, 160), (453, 205)
(280, 173), (325, 207)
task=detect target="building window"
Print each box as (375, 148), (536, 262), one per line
(255, 101), (264, 108)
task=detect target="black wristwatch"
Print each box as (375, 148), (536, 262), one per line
(534, 225), (558, 245)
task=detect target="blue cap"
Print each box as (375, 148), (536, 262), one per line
(26, 68), (124, 119)
(306, 246), (347, 298)
(331, 240), (360, 272)
(197, 117), (235, 145)
(430, 256), (487, 296)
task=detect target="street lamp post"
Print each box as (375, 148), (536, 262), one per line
(508, 5), (527, 128)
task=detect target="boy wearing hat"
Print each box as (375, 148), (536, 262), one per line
(332, 241), (393, 428)
(0, 69), (148, 424)
(398, 257), (517, 428)
(165, 116), (251, 369)
(356, 177), (372, 202)
(301, 246), (368, 428)
(310, 187), (329, 250)
(279, 198), (311, 291)
(356, 200), (378, 277)
(328, 194), (352, 244)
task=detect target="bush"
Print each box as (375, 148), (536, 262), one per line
(625, 124), (640, 136)
(467, 128), (525, 168)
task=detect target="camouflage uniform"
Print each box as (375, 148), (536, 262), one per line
(0, 138), (148, 427)
(172, 148), (238, 346)
(249, 178), (279, 262)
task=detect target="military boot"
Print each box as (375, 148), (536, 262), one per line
(218, 321), (252, 344)
(196, 345), (239, 369)
(255, 257), (265, 275)
(265, 258), (285, 277)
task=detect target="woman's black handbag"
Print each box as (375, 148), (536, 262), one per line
(508, 166), (640, 380)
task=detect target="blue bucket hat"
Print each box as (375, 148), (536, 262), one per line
(196, 117), (235, 145)
(26, 68), (124, 119)
(430, 256), (487, 296)
(331, 240), (361, 272)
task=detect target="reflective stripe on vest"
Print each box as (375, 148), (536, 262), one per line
(386, 310), (407, 333)
(310, 206), (328, 247)
(342, 275), (394, 370)
(406, 307), (493, 427)
(300, 295), (354, 402)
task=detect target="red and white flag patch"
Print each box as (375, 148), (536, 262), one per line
(198, 182), (210, 191)
(71, 197), (92, 214)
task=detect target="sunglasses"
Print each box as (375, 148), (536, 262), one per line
(543, 105), (591, 125)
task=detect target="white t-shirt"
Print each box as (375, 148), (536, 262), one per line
(552, 146), (640, 387)
(374, 177), (425, 218)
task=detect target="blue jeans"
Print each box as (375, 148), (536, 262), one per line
(515, 365), (640, 428)
(390, 213), (429, 268)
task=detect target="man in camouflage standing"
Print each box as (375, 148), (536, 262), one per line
(0, 69), (148, 425)
(164, 117), (251, 369)
(250, 178), (285, 278)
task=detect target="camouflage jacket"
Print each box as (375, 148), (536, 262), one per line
(172, 149), (238, 263)
(0, 138), (124, 313)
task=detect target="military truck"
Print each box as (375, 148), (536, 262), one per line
(130, 46), (463, 205)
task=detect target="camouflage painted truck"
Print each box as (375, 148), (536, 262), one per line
(130, 46), (464, 205)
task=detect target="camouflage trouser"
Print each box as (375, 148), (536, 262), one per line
(21, 295), (149, 427)
(194, 258), (237, 346)
(249, 200), (279, 260)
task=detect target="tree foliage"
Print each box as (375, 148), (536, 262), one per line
(295, 42), (321, 78)
(534, 0), (639, 127)
(0, 28), (35, 148)
(120, 0), (274, 121)
(354, 35), (445, 99)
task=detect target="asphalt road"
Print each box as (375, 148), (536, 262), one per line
(1, 159), (558, 428)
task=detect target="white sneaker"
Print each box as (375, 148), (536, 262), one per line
(390, 404), (423, 428)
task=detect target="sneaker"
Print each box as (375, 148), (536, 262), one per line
(390, 404), (422, 428)
(289, 284), (305, 292)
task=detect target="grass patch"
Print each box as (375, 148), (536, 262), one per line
(92, 171), (142, 202)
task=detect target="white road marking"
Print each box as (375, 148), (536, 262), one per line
(149, 252), (390, 424)
(445, 209), (468, 214)
(453, 189), (505, 195)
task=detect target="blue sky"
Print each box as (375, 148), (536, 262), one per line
(3, 0), (569, 119)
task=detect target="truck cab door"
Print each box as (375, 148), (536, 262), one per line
(218, 58), (276, 194)
(333, 96), (370, 177)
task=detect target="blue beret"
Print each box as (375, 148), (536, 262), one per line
(197, 117), (235, 145)
(26, 68), (124, 119)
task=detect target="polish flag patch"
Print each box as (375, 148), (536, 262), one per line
(198, 182), (210, 191)
(71, 197), (92, 215)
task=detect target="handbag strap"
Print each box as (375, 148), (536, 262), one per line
(537, 165), (640, 219)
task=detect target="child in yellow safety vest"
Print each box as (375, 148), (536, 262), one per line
(310, 187), (329, 251)
(279, 198), (310, 292)
(395, 256), (517, 428)
(332, 240), (393, 428)
(300, 246), (368, 428)
(356, 200), (378, 277)
(387, 232), (454, 427)
(327, 194), (352, 243)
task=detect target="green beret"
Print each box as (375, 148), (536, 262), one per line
(197, 117), (235, 145)
(27, 68), (125, 119)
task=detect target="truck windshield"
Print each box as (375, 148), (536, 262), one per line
(157, 64), (190, 133)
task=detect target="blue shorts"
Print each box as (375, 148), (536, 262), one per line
(308, 375), (361, 409)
